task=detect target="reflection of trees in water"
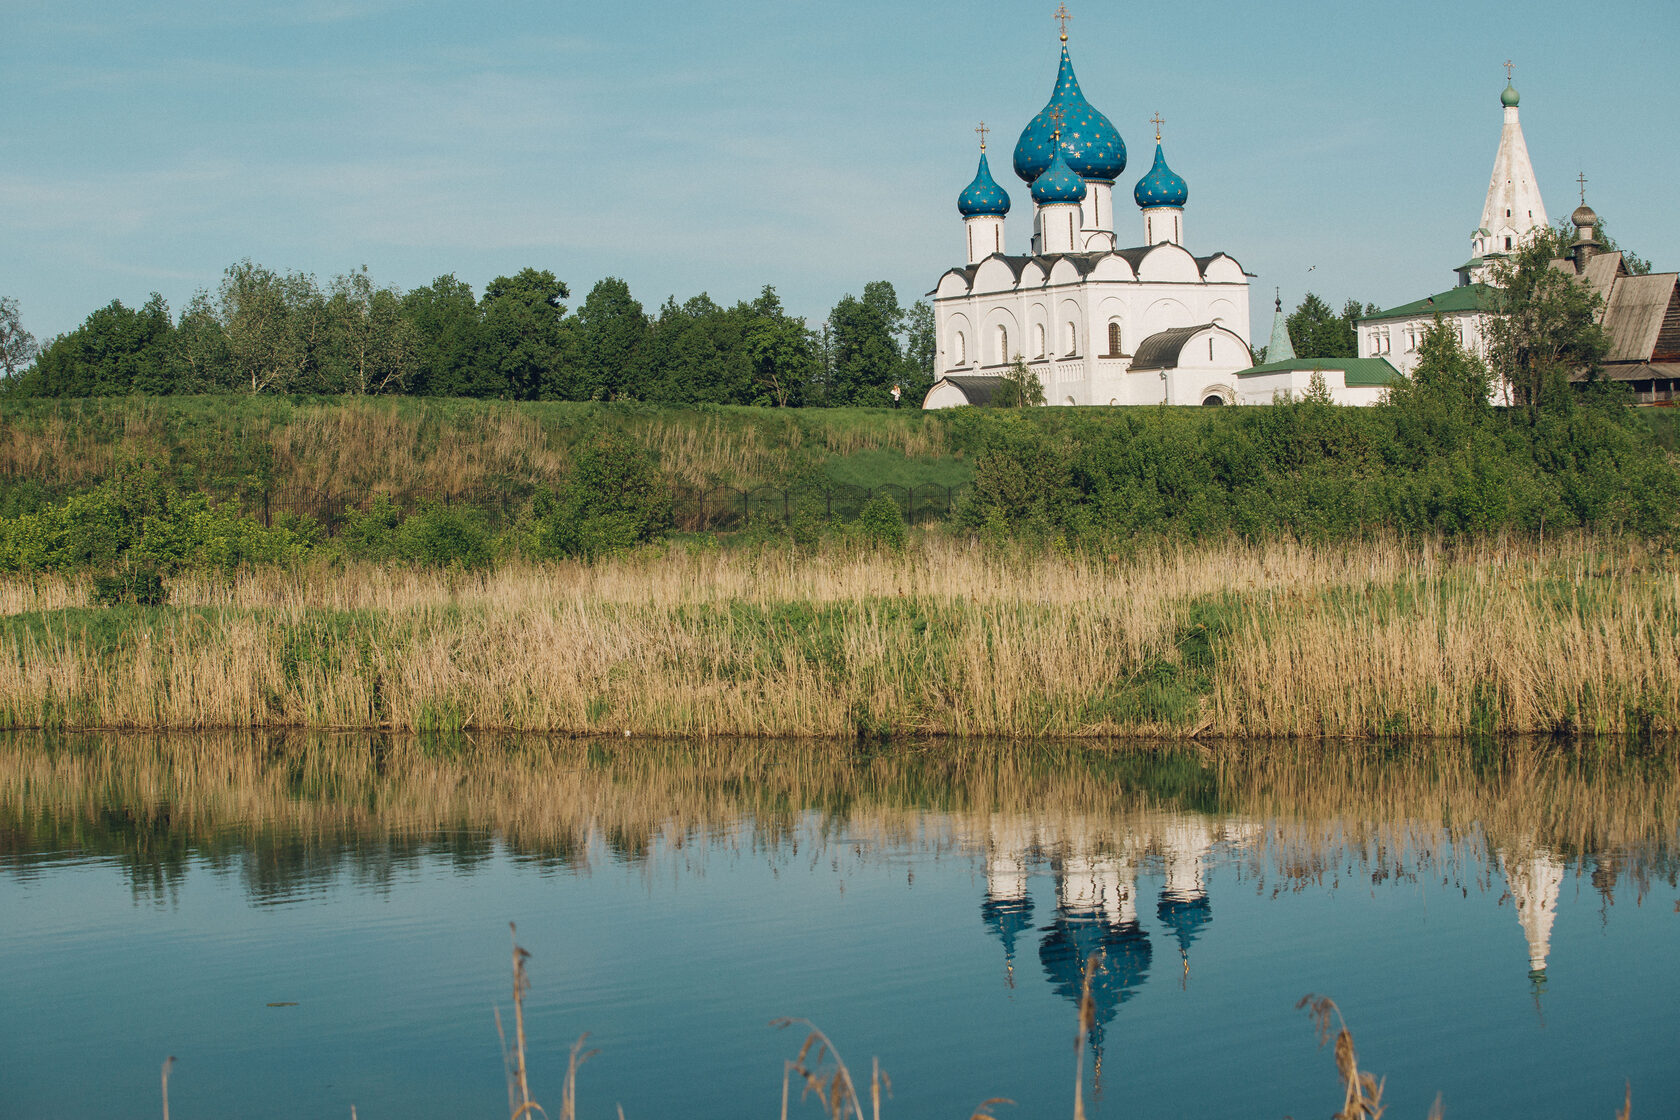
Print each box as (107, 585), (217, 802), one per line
(3, 732), (1678, 952)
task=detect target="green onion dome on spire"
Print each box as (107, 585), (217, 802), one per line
(1013, 43), (1126, 186)
(1501, 81), (1520, 108)
(958, 151), (1012, 217)
(1031, 142), (1088, 205)
(1132, 142), (1188, 209)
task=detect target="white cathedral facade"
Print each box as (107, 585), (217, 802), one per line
(923, 24), (1254, 409)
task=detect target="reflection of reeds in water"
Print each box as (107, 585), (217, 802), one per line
(3, 535), (1678, 737)
(2, 732), (1674, 894)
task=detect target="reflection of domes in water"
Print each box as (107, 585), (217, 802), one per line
(981, 893), (1035, 962)
(1039, 915), (1152, 1052)
(1157, 893), (1212, 957)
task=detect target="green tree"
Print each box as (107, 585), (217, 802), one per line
(575, 277), (650, 400)
(325, 266), (418, 394)
(170, 291), (232, 391)
(993, 357), (1046, 407)
(479, 268), (569, 399)
(1485, 237), (1608, 423)
(218, 260), (325, 394)
(23, 294), (175, 396)
(1286, 293), (1359, 359)
(402, 274), (487, 396)
(828, 281), (905, 405)
(0, 296), (37, 383)
(744, 290), (815, 407)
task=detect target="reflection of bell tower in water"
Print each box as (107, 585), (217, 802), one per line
(1497, 839), (1566, 990)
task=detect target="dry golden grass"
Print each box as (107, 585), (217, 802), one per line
(0, 534), (1676, 738)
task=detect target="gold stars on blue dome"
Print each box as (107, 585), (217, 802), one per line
(1133, 141), (1188, 210)
(958, 151), (1012, 217)
(1012, 44), (1127, 186)
(1030, 142), (1087, 205)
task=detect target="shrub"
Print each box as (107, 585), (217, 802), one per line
(391, 503), (493, 568)
(527, 433), (670, 560)
(857, 495), (907, 550)
(92, 563), (168, 606)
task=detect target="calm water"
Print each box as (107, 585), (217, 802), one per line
(2, 733), (1677, 1119)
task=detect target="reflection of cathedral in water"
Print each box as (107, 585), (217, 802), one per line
(982, 813), (1584, 1025)
(981, 812), (1260, 1066)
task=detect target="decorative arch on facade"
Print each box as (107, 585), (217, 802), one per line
(973, 258), (1019, 294)
(1090, 256), (1136, 282)
(1048, 258), (1084, 286)
(1200, 383), (1235, 406)
(1137, 244), (1201, 283)
(1143, 297), (1190, 337)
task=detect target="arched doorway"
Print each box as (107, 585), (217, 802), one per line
(1201, 395), (1225, 407)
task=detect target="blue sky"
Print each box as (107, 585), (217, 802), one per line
(5, 0), (1678, 342)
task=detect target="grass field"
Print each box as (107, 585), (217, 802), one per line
(1, 533), (1675, 738)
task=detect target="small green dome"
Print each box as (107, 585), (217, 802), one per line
(1501, 82), (1520, 108)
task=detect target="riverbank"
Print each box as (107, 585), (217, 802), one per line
(2, 534), (1675, 737)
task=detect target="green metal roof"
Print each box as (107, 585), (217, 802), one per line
(1235, 357), (1402, 387)
(1361, 283), (1499, 322)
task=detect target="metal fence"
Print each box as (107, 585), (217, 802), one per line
(0, 473), (969, 535)
(670, 483), (966, 532)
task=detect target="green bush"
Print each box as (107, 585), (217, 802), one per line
(92, 563), (168, 606)
(526, 432), (669, 560)
(0, 467), (312, 574)
(858, 495), (907, 551)
(391, 504), (493, 568)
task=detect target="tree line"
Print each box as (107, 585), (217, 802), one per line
(0, 265), (936, 407)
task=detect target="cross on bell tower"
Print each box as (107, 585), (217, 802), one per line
(1053, 3), (1071, 42)
(1577, 170), (1588, 204)
(1150, 112), (1164, 143)
(976, 121), (989, 151)
(1504, 59), (1514, 81)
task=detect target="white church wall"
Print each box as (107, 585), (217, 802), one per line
(1138, 244), (1201, 283)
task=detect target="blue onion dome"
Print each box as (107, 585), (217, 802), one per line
(1133, 142), (1188, 209)
(1031, 142), (1087, 205)
(958, 151), (1012, 217)
(1501, 81), (1520, 108)
(1013, 45), (1127, 185)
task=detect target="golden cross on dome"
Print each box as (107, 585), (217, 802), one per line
(1577, 170), (1589, 204)
(1150, 112), (1164, 142)
(1053, 3), (1071, 41)
(1047, 103), (1065, 142)
(1504, 59), (1514, 81)
(976, 121), (989, 151)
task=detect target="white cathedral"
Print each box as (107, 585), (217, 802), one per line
(922, 19), (1255, 409)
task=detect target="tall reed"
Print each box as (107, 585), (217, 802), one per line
(2, 535), (1677, 739)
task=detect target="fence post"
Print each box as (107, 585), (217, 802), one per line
(262, 487), (270, 528)
(907, 486), (915, 523)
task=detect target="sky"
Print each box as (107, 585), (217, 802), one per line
(5, 0), (1679, 343)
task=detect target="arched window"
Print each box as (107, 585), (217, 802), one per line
(1034, 323), (1046, 359)
(996, 325), (1009, 365)
(1106, 322), (1122, 357)
(1202, 394), (1225, 407)
(1065, 322), (1078, 356)
(954, 331), (966, 365)
(1505, 236), (1513, 250)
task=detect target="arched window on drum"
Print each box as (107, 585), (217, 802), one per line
(1106, 322), (1122, 357)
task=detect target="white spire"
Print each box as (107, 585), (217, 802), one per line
(1472, 69), (1547, 271)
